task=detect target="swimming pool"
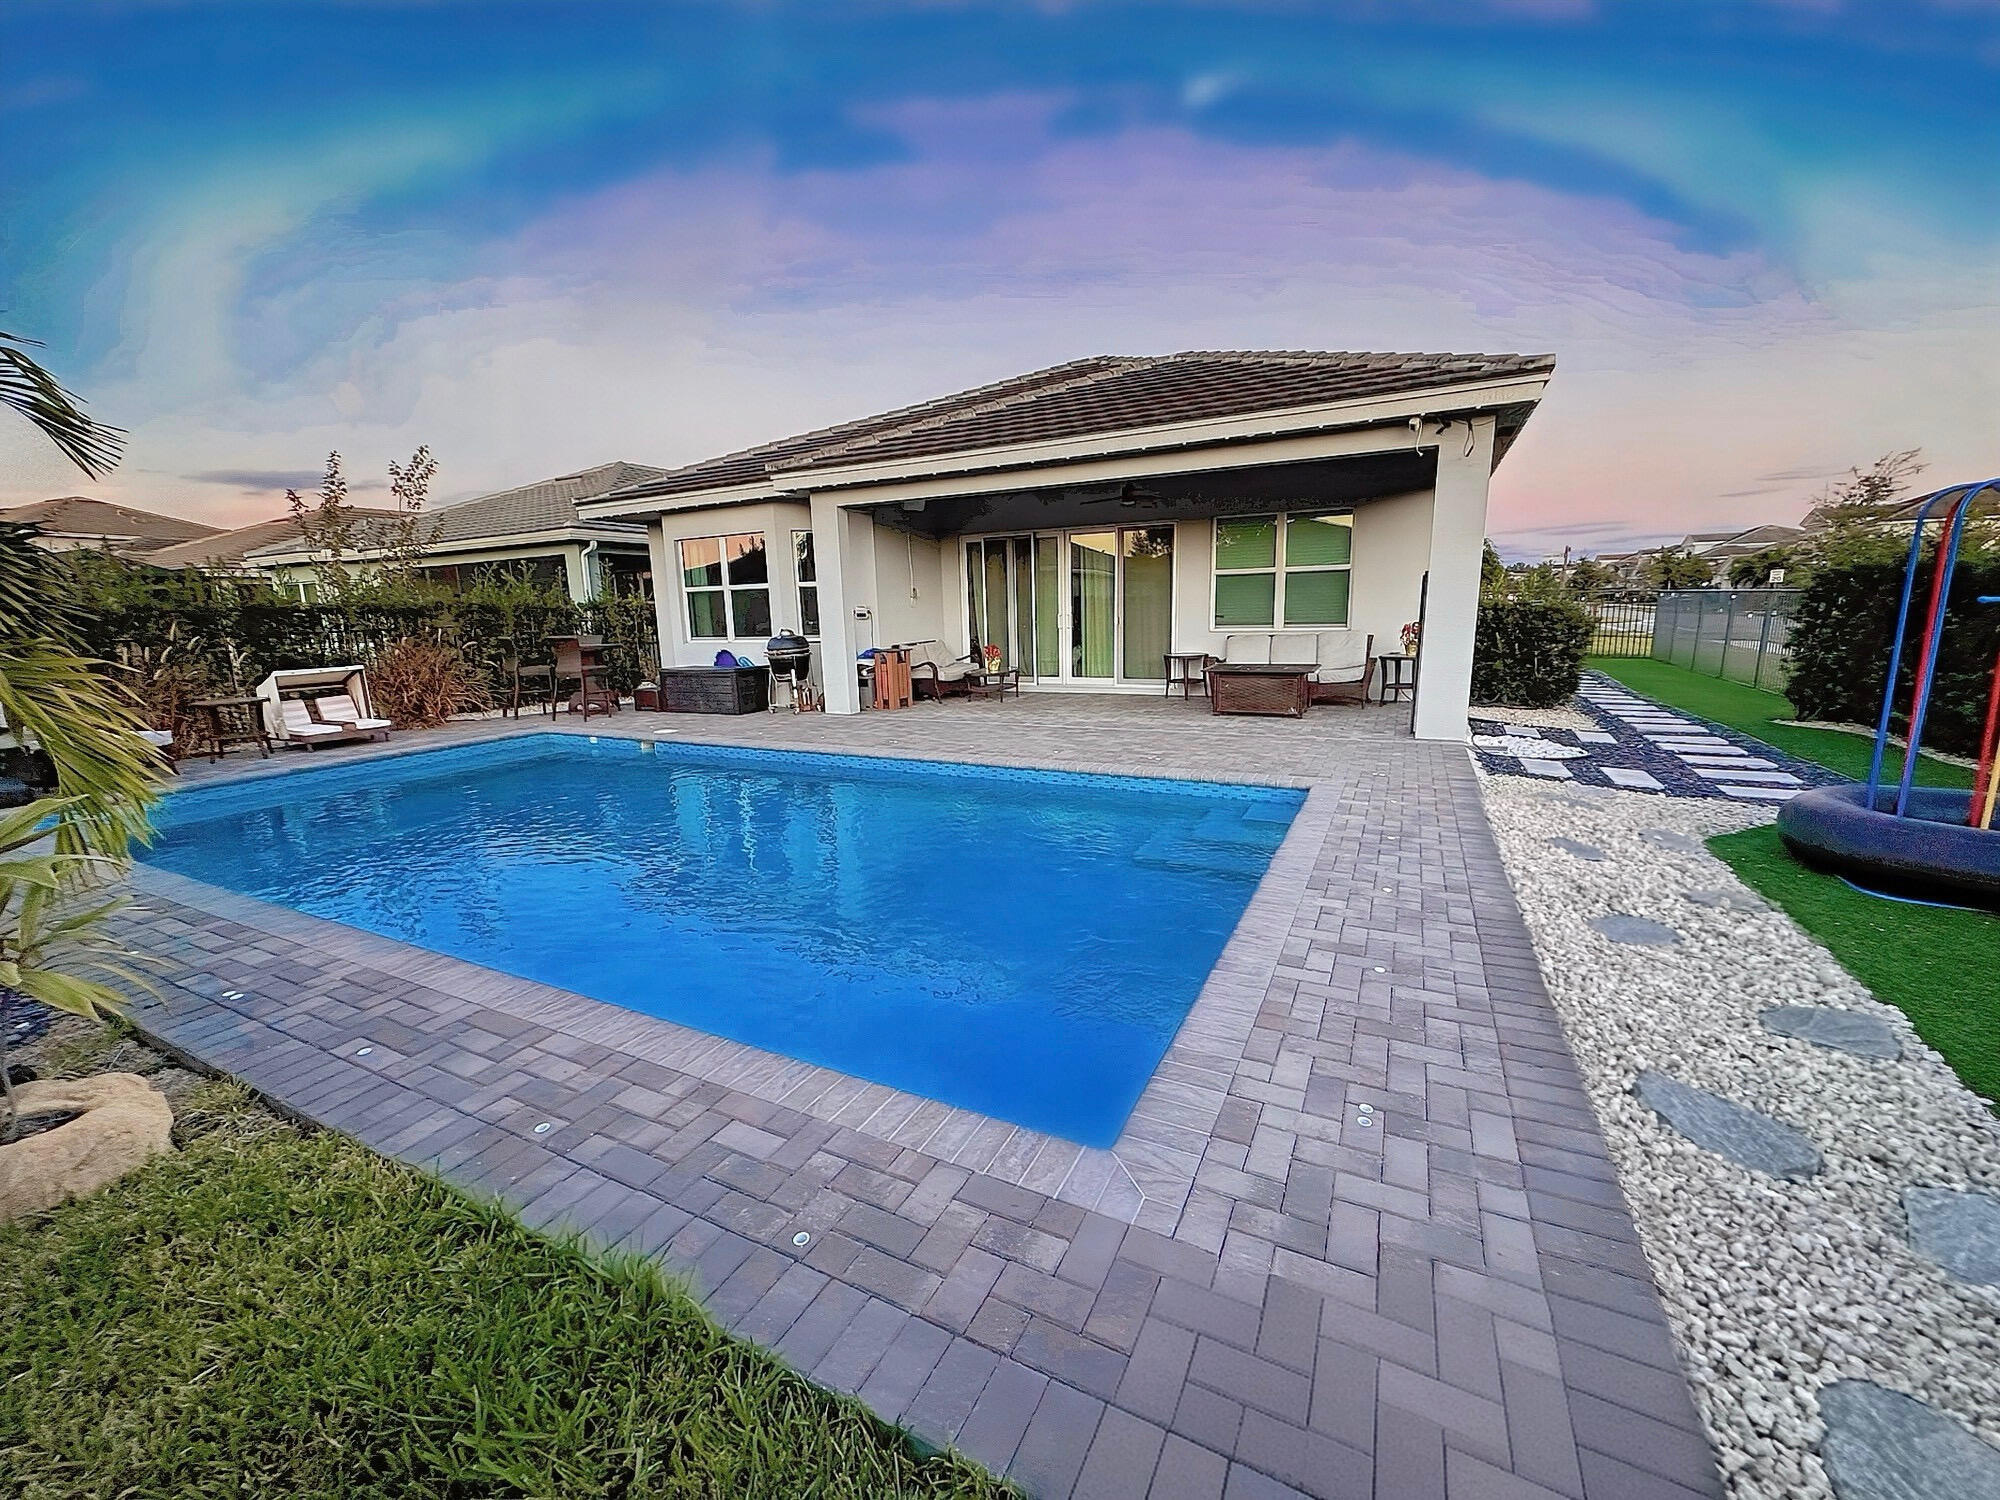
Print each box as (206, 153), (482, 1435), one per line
(144, 736), (1301, 1146)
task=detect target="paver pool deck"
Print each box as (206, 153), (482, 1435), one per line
(114, 695), (1721, 1500)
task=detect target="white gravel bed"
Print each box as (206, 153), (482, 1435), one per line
(1478, 772), (2000, 1500)
(1470, 703), (1599, 732)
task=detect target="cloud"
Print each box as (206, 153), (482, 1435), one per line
(185, 468), (326, 490)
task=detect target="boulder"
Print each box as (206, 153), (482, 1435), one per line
(0, 1072), (174, 1223)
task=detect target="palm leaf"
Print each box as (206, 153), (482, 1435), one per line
(0, 331), (124, 480)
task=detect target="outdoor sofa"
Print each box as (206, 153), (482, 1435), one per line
(901, 640), (980, 700)
(1213, 632), (1376, 704)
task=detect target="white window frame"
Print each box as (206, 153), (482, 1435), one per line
(792, 529), (820, 639)
(1210, 510), (1353, 630)
(678, 532), (771, 642)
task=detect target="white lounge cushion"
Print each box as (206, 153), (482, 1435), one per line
(1312, 632), (1369, 682)
(1220, 634), (1270, 665)
(314, 693), (391, 730)
(901, 641), (974, 680)
(279, 700), (345, 738)
(1270, 633), (1318, 666)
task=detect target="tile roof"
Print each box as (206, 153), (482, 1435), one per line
(0, 496), (220, 549)
(246, 461), (664, 558)
(144, 510), (399, 569)
(606, 350), (1552, 504)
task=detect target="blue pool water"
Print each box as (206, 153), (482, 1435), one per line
(144, 736), (1301, 1146)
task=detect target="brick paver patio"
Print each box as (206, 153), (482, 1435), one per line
(116, 696), (1720, 1499)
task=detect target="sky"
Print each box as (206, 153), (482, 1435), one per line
(2, 2), (1996, 560)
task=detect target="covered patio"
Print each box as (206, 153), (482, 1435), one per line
(582, 351), (1553, 740)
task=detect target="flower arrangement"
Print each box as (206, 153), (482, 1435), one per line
(1400, 620), (1422, 655)
(983, 643), (1002, 673)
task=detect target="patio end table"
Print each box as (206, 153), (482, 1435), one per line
(190, 694), (272, 762)
(1376, 653), (1419, 704)
(1163, 650), (1213, 699)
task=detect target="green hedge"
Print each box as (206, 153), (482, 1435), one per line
(1472, 593), (1593, 708)
(1786, 556), (2000, 757)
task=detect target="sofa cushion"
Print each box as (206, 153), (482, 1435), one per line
(1312, 632), (1369, 682)
(901, 640), (946, 670)
(1271, 633), (1318, 666)
(1220, 634), (1270, 665)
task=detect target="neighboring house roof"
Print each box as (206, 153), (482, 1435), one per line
(1684, 524), (1804, 556)
(0, 496), (220, 552)
(596, 349), (1555, 509)
(245, 461), (665, 563)
(143, 510), (400, 569)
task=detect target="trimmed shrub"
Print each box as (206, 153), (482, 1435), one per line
(1472, 592), (1593, 708)
(1786, 556), (2000, 757)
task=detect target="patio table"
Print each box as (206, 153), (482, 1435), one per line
(190, 694), (272, 762)
(1163, 650), (1213, 699)
(1206, 663), (1312, 718)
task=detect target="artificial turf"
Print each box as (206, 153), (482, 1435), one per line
(1586, 656), (1974, 788)
(0, 1109), (1007, 1500)
(1709, 824), (2000, 1107)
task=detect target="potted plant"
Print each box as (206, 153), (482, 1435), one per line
(983, 643), (1002, 676)
(1400, 620), (1422, 656)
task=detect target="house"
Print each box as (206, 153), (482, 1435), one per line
(0, 496), (220, 556)
(581, 350), (1554, 740)
(1683, 524), (1805, 580)
(143, 510), (400, 572)
(244, 461), (665, 602)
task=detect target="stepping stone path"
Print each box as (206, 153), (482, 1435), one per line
(1590, 913), (1680, 945)
(1685, 887), (1766, 912)
(1548, 837), (1606, 860)
(1635, 1070), (1824, 1179)
(1760, 1005), (1901, 1060)
(1641, 828), (1708, 855)
(1904, 1187), (2000, 1288)
(1565, 674), (1836, 803)
(1818, 1380), (2000, 1500)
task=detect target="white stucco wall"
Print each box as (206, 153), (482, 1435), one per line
(649, 501), (814, 666)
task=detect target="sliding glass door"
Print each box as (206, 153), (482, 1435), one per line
(974, 527), (1173, 687)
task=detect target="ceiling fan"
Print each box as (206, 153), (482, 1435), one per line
(1076, 481), (1166, 508)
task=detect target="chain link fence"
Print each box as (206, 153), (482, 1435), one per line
(1649, 587), (1801, 691)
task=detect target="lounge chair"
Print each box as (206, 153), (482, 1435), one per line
(276, 697), (372, 750)
(312, 692), (393, 737)
(902, 640), (978, 700)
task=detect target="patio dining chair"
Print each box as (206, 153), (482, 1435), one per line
(550, 635), (618, 720)
(499, 638), (555, 718)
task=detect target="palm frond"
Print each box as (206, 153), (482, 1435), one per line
(0, 332), (124, 480)
(0, 651), (163, 860)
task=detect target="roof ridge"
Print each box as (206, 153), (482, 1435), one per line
(771, 356), (1154, 471)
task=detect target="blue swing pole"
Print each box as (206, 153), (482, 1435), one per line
(1868, 485), (1970, 806)
(1894, 480), (2000, 818)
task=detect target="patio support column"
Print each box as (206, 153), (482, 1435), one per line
(644, 522), (677, 667)
(1413, 415), (1496, 741)
(810, 493), (864, 714)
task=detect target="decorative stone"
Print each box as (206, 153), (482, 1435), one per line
(1904, 1188), (2000, 1287)
(0, 1072), (175, 1224)
(1548, 837), (1606, 861)
(1818, 1380), (2000, 1500)
(1760, 1006), (1901, 1061)
(1473, 734), (1586, 760)
(1640, 828), (1707, 855)
(1634, 1070), (1823, 1179)
(1590, 913), (1680, 946)
(1685, 887), (1765, 912)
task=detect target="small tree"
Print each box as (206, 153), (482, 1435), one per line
(1727, 546), (1804, 589)
(381, 445), (440, 584)
(1648, 547), (1714, 590)
(1480, 539), (1506, 595)
(1566, 557), (1615, 597)
(1802, 449), (1926, 532)
(286, 452), (361, 601)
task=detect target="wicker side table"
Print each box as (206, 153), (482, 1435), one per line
(1206, 664), (1312, 718)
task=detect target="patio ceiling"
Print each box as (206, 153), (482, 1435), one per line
(858, 446), (1437, 538)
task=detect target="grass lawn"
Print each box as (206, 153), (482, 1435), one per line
(0, 1097), (1005, 1500)
(1587, 656), (1974, 788)
(1710, 825), (2000, 1106)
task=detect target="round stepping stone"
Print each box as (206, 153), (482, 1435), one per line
(1904, 1187), (2000, 1287)
(1684, 887), (1765, 913)
(1760, 1006), (1901, 1061)
(1634, 1070), (1823, 1179)
(1590, 913), (1680, 946)
(1639, 829), (1707, 855)
(1548, 837), (1606, 861)
(1818, 1380), (2000, 1500)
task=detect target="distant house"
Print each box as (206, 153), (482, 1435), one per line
(1683, 524), (1804, 579)
(143, 510), (399, 573)
(244, 461), (665, 602)
(0, 496), (220, 557)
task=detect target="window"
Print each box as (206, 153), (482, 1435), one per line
(793, 530), (819, 637)
(1211, 511), (1352, 628)
(679, 532), (771, 640)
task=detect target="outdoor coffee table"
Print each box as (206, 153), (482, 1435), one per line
(1206, 663), (1312, 718)
(964, 668), (1021, 700)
